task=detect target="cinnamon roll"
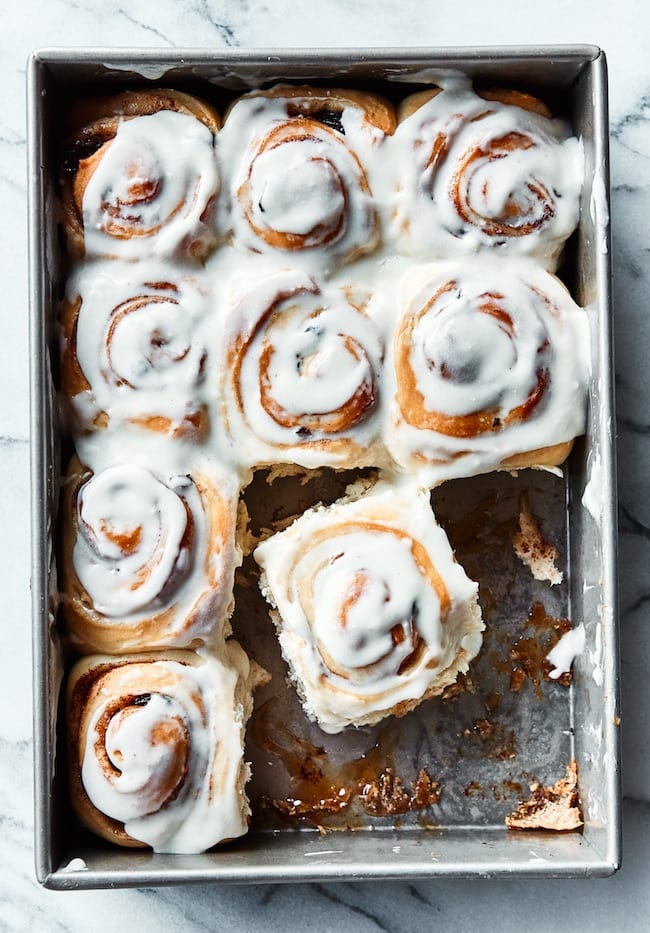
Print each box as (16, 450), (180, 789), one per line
(60, 261), (210, 438)
(218, 84), (395, 266)
(392, 80), (582, 270)
(220, 268), (386, 469)
(59, 89), (221, 261)
(254, 483), (483, 733)
(66, 644), (266, 852)
(60, 456), (239, 653)
(386, 259), (589, 485)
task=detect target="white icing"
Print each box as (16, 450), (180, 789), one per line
(220, 268), (385, 468)
(581, 453), (604, 524)
(80, 648), (251, 853)
(70, 460), (238, 648)
(546, 624), (586, 679)
(249, 145), (345, 236)
(64, 261), (210, 433)
(389, 82), (583, 271)
(254, 483), (483, 733)
(216, 91), (382, 265)
(82, 111), (219, 261)
(60, 858), (88, 872)
(386, 258), (589, 485)
(74, 464), (188, 616)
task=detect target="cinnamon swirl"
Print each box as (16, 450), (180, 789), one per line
(386, 259), (589, 485)
(60, 261), (210, 438)
(66, 644), (265, 852)
(254, 483), (483, 733)
(218, 84), (395, 266)
(60, 456), (239, 653)
(220, 268), (386, 469)
(59, 89), (221, 262)
(392, 79), (582, 270)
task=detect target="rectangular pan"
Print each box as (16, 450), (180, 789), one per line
(28, 46), (619, 887)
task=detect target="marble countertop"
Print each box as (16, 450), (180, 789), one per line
(3, 1), (649, 929)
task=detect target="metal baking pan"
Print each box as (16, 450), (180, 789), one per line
(28, 46), (619, 888)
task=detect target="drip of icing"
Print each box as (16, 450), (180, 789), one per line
(546, 624), (586, 680)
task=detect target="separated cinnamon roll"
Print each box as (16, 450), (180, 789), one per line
(220, 268), (386, 469)
(60, 456), (239, 653)
(60, 261), (210, 438)
(218, 84), (395, 266)
(392, 80), (582, 270)
(254, 483), (483, 733)
(386, 259), (589, 485)
(66, 644), (266, 852)
(59, 89), (221, 261)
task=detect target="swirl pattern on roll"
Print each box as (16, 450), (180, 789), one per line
(392, 80), (582, 270)
(66, 645), (260, 852)
(218, 85), (395, 266)
(387, 259), (589, 484)
(60, 90), (221, 261)
(221, 269), (386, 469)
(60, 457), (239, 653)
(60, 261), (210, 438)
(254, 484), (483, 733)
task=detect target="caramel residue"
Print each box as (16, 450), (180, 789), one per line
(513, 492), (563, 585)
(510, 602), (573, 697)
(251, 699), (441, 827)
(490, 602), (573, 698)
(362, 768), (441, 816)
(462, 717), (517, 761)
(506, 761), (583, 832)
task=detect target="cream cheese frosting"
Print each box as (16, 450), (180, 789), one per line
(73, 645), (254, 853)
(254, 482), (484, 734)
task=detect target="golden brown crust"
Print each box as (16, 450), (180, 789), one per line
(397, 87), (443, 123)
(227, 84), (396, 135)
(476, 87), (553, 119)
(65, 88), (221, 137)
(500, 440), (574, 470)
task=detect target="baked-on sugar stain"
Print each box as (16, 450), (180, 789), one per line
(251, 698), (440, 828)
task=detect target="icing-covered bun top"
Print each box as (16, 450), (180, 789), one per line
(218, 86), (394, 266)
(61, 261), (210, 438)
(69, 645), (255, 852)
(388, 258), (589, 484)
(77, 110), (219, 261)
(392, 81), (582, 270)
(254, 483), (484, 733)
(221, 268), (385, 469)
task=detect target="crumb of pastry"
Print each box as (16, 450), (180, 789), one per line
(505, 761), (583, 832)
(513, 492), (563, 585)
(236, 498), (258, 557)
(263, 462), (319, 485)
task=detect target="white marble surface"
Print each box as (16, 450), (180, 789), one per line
(3, 1), (650, 929)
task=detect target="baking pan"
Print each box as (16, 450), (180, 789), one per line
(28, 46), (619, 888)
